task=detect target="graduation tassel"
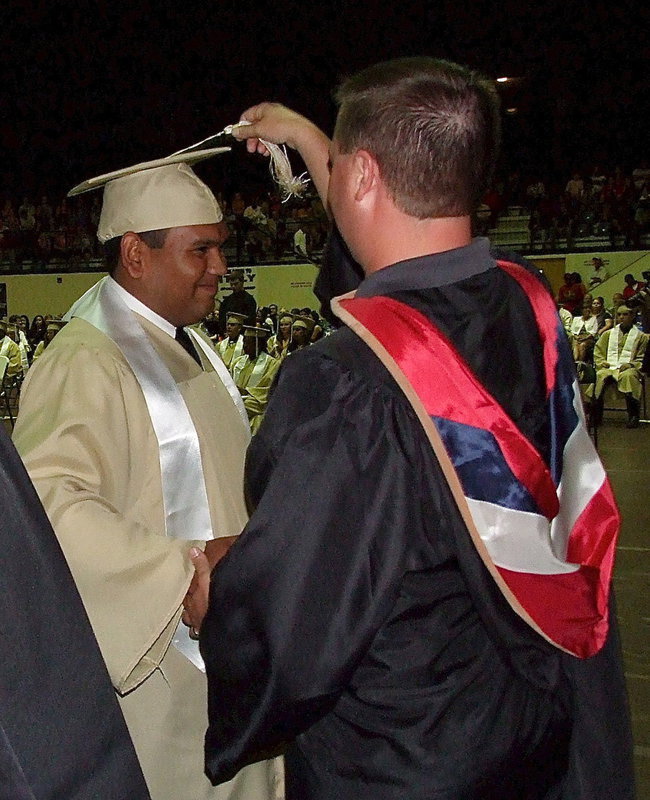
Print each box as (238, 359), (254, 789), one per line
(171, 121), (310, 202)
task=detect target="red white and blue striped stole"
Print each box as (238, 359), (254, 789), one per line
(332, 260), (620, 658)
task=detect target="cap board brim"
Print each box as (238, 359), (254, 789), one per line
(68, 147), (231, 196)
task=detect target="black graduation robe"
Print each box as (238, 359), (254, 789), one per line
(200, 238), (634, 799)
(0, 426), (150, 800)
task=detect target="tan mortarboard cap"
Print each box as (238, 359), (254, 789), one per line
(46, 318), (66, 332)
(67, 148), (230, 244)
(243, 325), (271, 339)
(226, 312), (248, 325)
(293, 315), (315, 331)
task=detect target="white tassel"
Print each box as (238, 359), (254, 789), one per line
(172, 121), (310, 202)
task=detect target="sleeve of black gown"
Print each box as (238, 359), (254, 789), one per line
(200, 349), (416, 784)
(0, 426), (150, 799)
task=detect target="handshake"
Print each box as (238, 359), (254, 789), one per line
(182, 536), (237, 638)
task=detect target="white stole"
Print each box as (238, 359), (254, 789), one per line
(571, 315), (598, 337)
(232, 352), (271, 388)
(217, 335), (243, 366)
(606, 324), (640, 369)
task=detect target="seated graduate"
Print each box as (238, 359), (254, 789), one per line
(216, 311), (247, 370)
(231, 325), (281, 433)
(593, 304), (648, 428)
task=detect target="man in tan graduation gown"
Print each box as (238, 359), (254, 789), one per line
(593, 304), (648, 427)
(231, 325), (281, 434)
(13, 153), (279, 800)
(216, 311), (246, 369)
(0, 319), (23, 378)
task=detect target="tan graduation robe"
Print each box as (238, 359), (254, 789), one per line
(232, 351), (281, 435)
(13, 315), (278, 800)
(593, 326), (648, 400)
(0, 336), (23, 377)
(216, 335), (244, 370)
(267, 334), (290, 361)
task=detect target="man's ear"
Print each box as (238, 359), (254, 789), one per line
(119, 232), (148, 279)
(353, 150), (379, 201)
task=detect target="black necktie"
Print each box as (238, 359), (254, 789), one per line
(175, 327), (202, 366)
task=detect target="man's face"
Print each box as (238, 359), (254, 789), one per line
(229, 276), (244, 293)
(243, 335), (260, 358)
(616, 309), (635, 330)
(144, 223), (228, 327)
(269, 304), (278, 315)
(292, 325), (308, 345)
(612, 293), (624, 308)
(226, 321), (242, 341)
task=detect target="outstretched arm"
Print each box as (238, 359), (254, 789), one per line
(232, 103), (332, 210)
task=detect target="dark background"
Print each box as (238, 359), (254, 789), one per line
(0, 0), (647, 200)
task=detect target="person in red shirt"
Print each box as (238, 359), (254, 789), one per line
(622, 273), (646, 301)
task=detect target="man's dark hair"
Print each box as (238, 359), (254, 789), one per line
(334, 57), (501, 219)
(103, 229), (168, 275)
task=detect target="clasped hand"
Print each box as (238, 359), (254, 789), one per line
(182, 536), (237, 635)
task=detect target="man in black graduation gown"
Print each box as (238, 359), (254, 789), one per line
(0, 424), (150, 799)
(184, 59), (634, 799)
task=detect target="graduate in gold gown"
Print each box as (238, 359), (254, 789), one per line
(13, 150), (279, 800)
(232, 325), (281, 434)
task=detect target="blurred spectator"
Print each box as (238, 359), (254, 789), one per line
(268, 312), (293, 360)
(18, 197), (36, 231)
(288, 316), (313, 352)
(591, 296), (613, 338)
(35, 196), (54, 232)
(587, 257), (610, 289)
(218, 269), (257, 334)
(558, 273), (582, 315)
(28, 314), (47, 347)
(565, 172), (584, 218)
(570, 300), (598, 362)
(31, 319), (66, 361)
(622, 273), (646, 301)
(0, 319), (23, 378)
(0, 199), (18, 231)
(588, 165), (607, 197)
(525, 178), (545, 213)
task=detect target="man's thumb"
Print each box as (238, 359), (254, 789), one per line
(190, 547), (211, 578)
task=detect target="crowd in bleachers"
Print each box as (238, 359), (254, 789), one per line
(0, 187), (329, 268)
(477, 162), (650, 249)
(4, 161), (648, 270)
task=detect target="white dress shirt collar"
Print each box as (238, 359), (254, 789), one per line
(109, 277), (176, 338)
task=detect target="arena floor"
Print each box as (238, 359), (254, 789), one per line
(598, 417), (650, 796)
